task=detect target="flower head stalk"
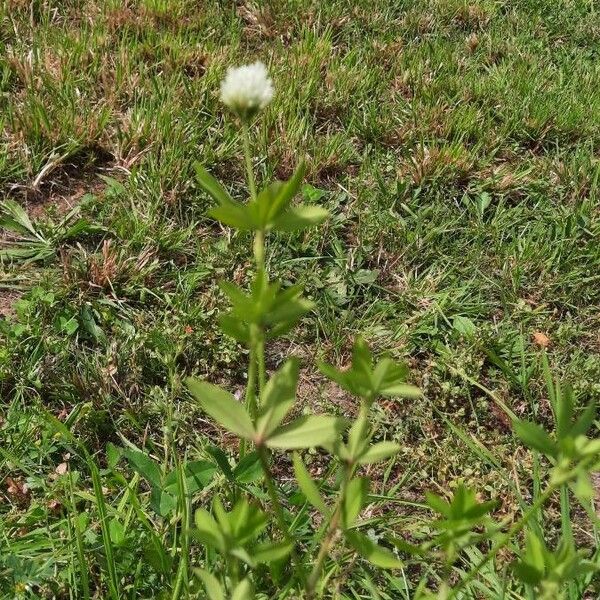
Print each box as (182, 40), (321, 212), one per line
(220, 61), (274, 121)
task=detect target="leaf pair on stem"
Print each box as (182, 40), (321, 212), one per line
(186, 359), (344, 451)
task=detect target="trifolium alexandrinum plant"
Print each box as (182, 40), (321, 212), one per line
(45, 62), (600, 600)
(180, 62), (600, 599)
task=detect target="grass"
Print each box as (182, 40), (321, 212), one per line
(1, 0), (599, 597)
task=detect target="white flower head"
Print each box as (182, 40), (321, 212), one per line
(220, 61), (274, 120)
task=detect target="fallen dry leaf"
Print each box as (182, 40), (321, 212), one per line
(55, 462), (68, 475)
(532, 331), (551, 348)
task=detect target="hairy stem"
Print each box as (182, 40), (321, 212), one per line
(242, 121), (266, 400)
(258, 446), (306, 585)
(240, 345), (258, 459)
(241, 122), (266, 272)
(305, 508), (341, 597)
(256, 330), (267, 396)
(163, 368), (178, 469)
(307, 403), (372, 597)
(228, 556), (240, 591)
(306, 463), (355, 598)
(253, 229), (265, 272)
(171, 458), (190, 600)
(241, 122), (257, 202)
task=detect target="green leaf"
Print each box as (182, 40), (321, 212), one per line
(164, 460), (216, 495)
(185, 460), (217, 489)
(80, 305), (106, 343)
(555, 384), (574, 439)
(218, 313), (251, 343)
(512, 561), (543, 585)
(580, 438), (600, 456)
(219, 281), (252, 307)
(186, 378), (255, 440)
(319, 338), (418, 401)
(346, 416), (369, 461)
(256, 359), (299, 440)
(352, 336), (373, 369)
(230, 547), (255, 567)
(229, 500), (268, 544)
(523, 530), (546, 573)
(571, 399), (596, 437)
(343, 477), (369, 528)
(302, 184), (327, 202)
(99, 174), (127, 196)
(292, 452), (329, 516)
(194, 568), (224, 600)
(256, 181), (284, 224)
(267, 299), (315, 339)
(317, 361), (353, 393)
(194, 508), (223, 549)
(272, 205), (329, 232)
(144, 536), (173, 575)
(233, 452), (263, 483)
(152, 489), (177, 517)
(425, 492), (451, 518)
(358, 441), (401, 465)
(253, 541), (293, 563)
(463, 498), (498, 520)
(453, 315), (477, 338)
(208, 201), (256, 231)
(572, 472), (595, 502)
(266, 287), (315, 327)
(0, 199), (38, 237)
(387, 535), (426, 556)
(212, 496), (232, 536)
(62, 217), (103, 240)
(106, 443), (121, 469)
(122, 448), (162, 489)
(0, 243), (53, 263)
(374, 359), (420, 398)
(266, 161), (306, 221)
(194, 163), (233, 206)
(512, 419), (557, 458)
(206, 445), (235, 481)
(266, 415), (343, 450)
(380, 382), (422, 398)
(371, 358), (398, 391)
(231, 579), (254, 600)
(345, 531), (404, 569)
(108, 519), (125, 546)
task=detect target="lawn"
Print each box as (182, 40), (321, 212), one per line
(1, 0), (599, 598)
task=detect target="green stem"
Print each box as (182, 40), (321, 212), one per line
(228, 556), (240, 592)
(306, 403), (372, 597)
(163, 369), (177, 469)
(306, 462), (355, 598)
(241, 345), (258, 458)
(242, 121), (266, 273)
(256, 329), (266, 396)
(245, 344), (258, 419)
(448, 484), (556, 598)
(242, 120), (266, 398)
(258, 446), (306, 585)
(253, 229), (265, 272)
(171, 458), (190, 600)
(241, 122), (257, 202)
(560, 484), (577, 599)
